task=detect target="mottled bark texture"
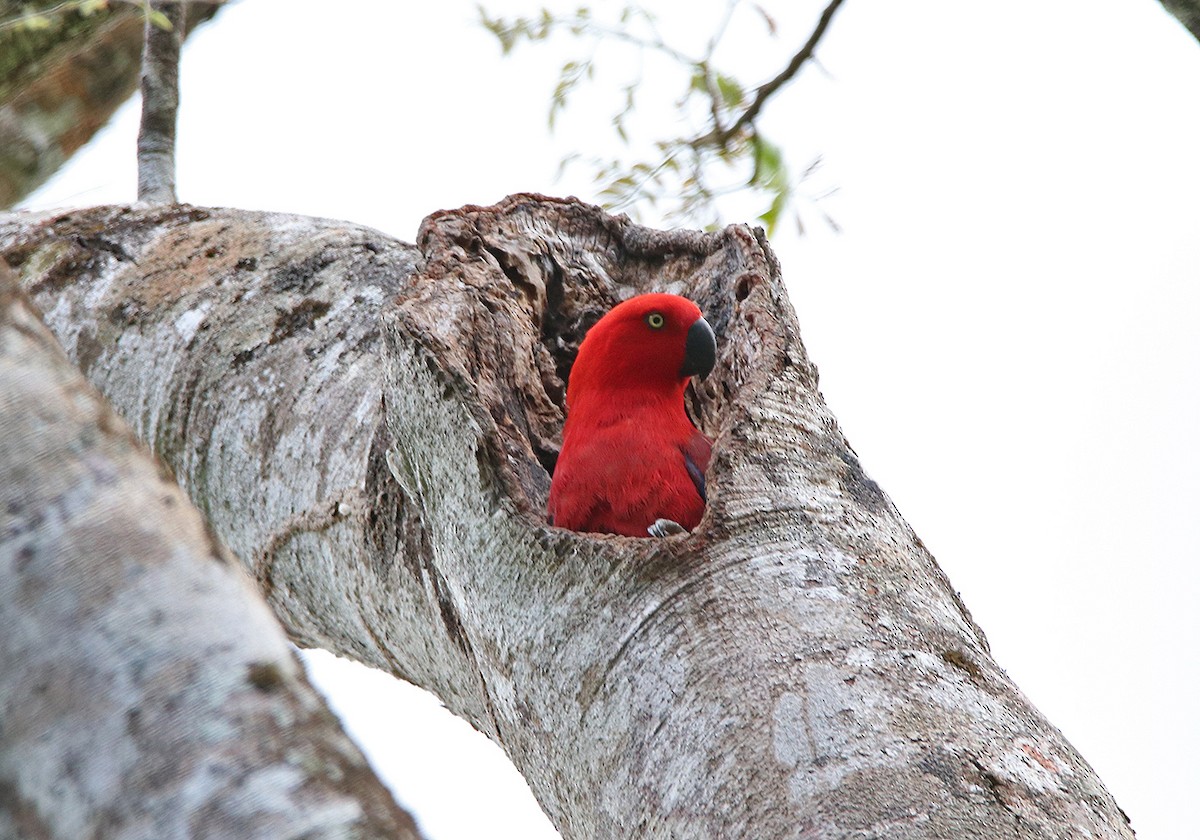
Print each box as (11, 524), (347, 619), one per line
(0, 2), (220, 209)
(1160, 0), (1200, 42)
(0, 265), (423, 838)
(0, 196), (1134, 838)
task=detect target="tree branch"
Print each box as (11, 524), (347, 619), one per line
(0, 197), (1135, 838)
(137, 0), (183, 203)
(0, 261), (424, 839)
(725, 0), (845, 141)
(1160, 0), (1200, 42)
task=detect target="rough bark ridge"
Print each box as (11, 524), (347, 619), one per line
(0, 266), (423, 839)
(0, 195), (1133, 838)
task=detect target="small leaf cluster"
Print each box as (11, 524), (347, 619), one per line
(479, 1), (839, 234)
(0, 0), (176, 38)
(0, 0), (116, 101)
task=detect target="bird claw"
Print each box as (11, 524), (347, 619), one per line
(648, 518), (688, 537)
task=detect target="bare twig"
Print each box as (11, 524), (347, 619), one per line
(136, 0), (183, 203)
(724, 0), (844, 140)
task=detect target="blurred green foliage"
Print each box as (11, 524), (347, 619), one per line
(480, 1), (843, 234)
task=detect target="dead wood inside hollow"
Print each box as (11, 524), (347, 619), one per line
(403, 192), (814, 530)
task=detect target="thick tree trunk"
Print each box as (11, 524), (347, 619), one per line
(0, 196), (1134, 838)
(0, 264), (423, 839)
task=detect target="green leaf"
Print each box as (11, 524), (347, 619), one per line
(715, 74), (744, 109)
(757, 188), (789, 236)
(478, 7), (516, 54)
(750, 135), (784, 188)
(548, 58), (591, 129)
(147, 8), (173, 31)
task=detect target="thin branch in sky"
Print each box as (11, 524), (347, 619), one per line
(136, 0), (183, 203)
(725, 0), (845, 139)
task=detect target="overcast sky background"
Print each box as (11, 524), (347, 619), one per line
(20, 1), (1200, 837)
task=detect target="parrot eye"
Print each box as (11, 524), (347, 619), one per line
(645, 312), (666, 329)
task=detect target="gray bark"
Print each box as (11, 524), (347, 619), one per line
(1161, 0), (1200, 42)
(0, 196), (1135, 838)
(137, 2), (184, 203)
(0, 263), (423, 838)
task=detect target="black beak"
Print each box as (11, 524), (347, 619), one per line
(680, 316), (716, 379)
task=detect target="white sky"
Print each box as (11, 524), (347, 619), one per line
(20, 1), (1200, 838)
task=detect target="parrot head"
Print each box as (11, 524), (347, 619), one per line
(565, 293), (716, 408)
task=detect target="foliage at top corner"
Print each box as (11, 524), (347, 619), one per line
(0, 0), (117, 97)
(477, 0), (846, 235)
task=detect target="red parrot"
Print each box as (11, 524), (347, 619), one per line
(548, 293), (716, 537)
